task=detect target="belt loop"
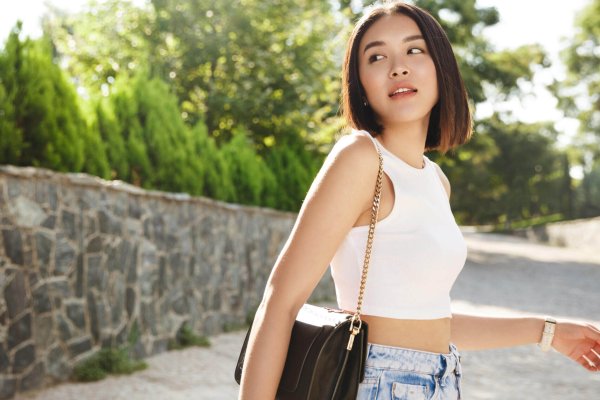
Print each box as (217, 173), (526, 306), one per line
(438, 354), (451, 388)
(452, 344), (462, 375)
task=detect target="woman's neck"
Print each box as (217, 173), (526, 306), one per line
(378, 120), (429, 169)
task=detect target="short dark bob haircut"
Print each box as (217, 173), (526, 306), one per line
(341, 1), (472, 153)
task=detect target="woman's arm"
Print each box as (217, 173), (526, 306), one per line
(450, 313), (544, 350)
(238, 134), (381, 399)
(451, 313), (600, 371)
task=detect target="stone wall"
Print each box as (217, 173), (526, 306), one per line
(513, 216), (600, 252)
(0, 165), (335, 399)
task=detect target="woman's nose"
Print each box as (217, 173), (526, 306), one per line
(389, 59), (409, 78)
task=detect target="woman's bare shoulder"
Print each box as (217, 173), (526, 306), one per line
(327, 132), (380, 176)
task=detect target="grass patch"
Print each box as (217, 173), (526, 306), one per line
(168, 323), (211, 350)
(72, 347), (148, 382)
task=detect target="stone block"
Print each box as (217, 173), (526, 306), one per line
(9, 196), (46, 228)
(54, 235), (76, 275)
(34, 231), (53, 271)
(168, 252), (186, 283)
(83, 214), (97, 238)
(38, 182), (58, 211)
(60, 210), (77, 241)
(67, 336), (92, 358)
(125, 287), (136, 317)
(201, 313), (221, 336)
(131, 339), (147, 359)
(115, 324), (128, 346)
(0, 310), (5, 343)
(75, 253), (84, 298)
(151, 338), (168, 355)
(142, 218), (152, 240)
(126, 218), (142, 237)
(34, 314), (54, 349)
(141, 302), (157, 335)
(4, 270), (28, 318)
(139, 266), (157, 298)
(126, 243), (138, 284)
(0, 344), (8, 373)
(107, 239), (134, 273)
(86, 235), (104, 253)
(0, 376), (16, 400)
(20, 362), (44, 392)
(47, 278), (70, 299)
(171, 296), (188, 315)
(13, 343), (35, 373)
(111, 193), (128, 218)
(46, 345), (69, 380)
(55, 314), (71, 342)
(8, 312), (31, 350)
(98, 209), (122, 235)
(128, 198), (143, 219)
(87, 294), (100, 343)
(87, 254), (107, 290)
(108, 278), (125, 326)
(66, 302), (85, 330)
(78, 190), (100, 211)
(87, 293), (110, 343)
(27, 271), (39, 289)
(2, 228), (23, 266)
(41, 215), (56, 230)
(0, 181), (5, 207)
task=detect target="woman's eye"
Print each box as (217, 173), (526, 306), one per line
(368, 54), (384, 63)
(408, 48), (424, 54)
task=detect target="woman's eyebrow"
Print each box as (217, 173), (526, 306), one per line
(363, 35), (425, 54)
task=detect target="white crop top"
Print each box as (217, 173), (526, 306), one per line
(329, 129), (467, 320)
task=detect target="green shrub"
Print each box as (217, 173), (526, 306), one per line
(168, 323), (210, 350)
(72, 347), (147, 382)
(220, 127), (278, 206)
(0, 22), (95, 172)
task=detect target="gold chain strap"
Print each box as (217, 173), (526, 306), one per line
(350, 143), (383, 329)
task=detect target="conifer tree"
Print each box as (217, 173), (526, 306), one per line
(0, 22), (99, 172)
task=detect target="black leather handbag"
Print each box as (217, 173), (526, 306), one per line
(235, 144), (384, 400)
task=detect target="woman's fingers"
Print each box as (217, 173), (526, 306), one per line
(576, 331), (600, 372)
(579, 354), (598, 371)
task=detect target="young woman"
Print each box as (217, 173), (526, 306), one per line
(238, 2), (600, 399)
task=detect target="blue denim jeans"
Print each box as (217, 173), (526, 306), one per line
(356, 342), (462, 400)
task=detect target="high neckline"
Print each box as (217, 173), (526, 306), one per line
(373, 136), (429, 174)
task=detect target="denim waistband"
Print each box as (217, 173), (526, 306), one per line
(364, 342), (462, 378)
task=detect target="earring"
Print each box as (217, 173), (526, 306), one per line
(362, 97), (369, 107)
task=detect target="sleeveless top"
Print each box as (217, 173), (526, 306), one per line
(329, 129), (467, 319)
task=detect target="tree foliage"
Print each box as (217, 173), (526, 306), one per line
(553, 0), (600, 216)
(433, 116), (572, 226)
(1, 0), (592, 223)
(558, 0), (600, 140)
(0, 22), (101, 173)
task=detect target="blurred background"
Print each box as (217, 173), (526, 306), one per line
(1, 0), (599, 227)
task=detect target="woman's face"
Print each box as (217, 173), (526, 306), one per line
(358, 14), (438, 129)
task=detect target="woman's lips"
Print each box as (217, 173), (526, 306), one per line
(389, 89), (417, 99)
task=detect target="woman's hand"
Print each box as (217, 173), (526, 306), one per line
(552, 320), (600, 372)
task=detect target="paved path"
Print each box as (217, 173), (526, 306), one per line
(18, 232), (600, 399)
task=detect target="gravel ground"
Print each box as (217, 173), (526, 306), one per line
(17, 232), (600, 400)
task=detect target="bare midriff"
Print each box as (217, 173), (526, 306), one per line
(360, 314), (452, 354)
